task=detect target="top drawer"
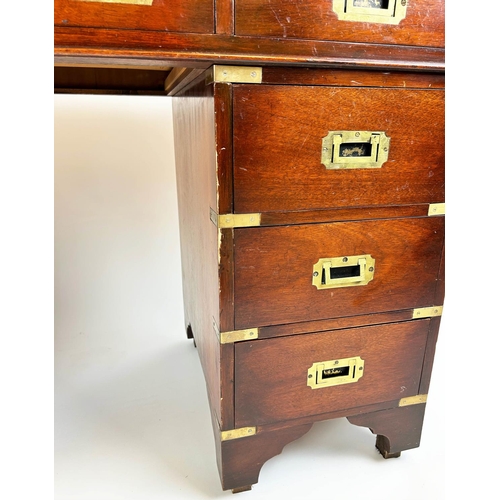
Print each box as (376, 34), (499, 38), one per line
(235, 0), (444, 48)
(54, 0), (214, 34)
(233, 84), (444, 214)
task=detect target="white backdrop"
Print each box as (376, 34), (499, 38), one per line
(54, 94), (446, 499)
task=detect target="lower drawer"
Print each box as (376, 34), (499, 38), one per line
(235, 319), (430, 427)
(234, 216), (444, 329)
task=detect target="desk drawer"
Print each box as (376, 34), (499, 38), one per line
(54, 0), (214, 34)
(233, 216), (443, 329)
(233, 85), (444, 213)
(235, 319), (429, 427)
(235, 0), (444, 48)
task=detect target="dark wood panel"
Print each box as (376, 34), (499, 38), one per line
(419, 316), (441, 395)
(261, 67), (445, 88)
(54, 67), (170, 94)
(259, 309), (415, 340)
(233, 85), (444, 213)
(235, 0), (444, 48)
(216, 423), (313, 491)
(54, 28), (445, 72)
(235, 320), (430, 426)
(55, 0), (214, 33)
(348, 404), (427, 457)
(172, 80), (224, 426)
(260, 204), (431, 226)
(234, 217), (444, 329)
(216, 0), (235, 34)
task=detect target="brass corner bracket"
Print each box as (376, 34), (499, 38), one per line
(428, 203), (445, 216)
(220, 328), (259, 344)
(221, 427), (257, 441)
(399, 395), (428, 407)
(207, 66), (263, 85)
(412, 306), (443, 319)
(212, 318), (259, 344)
(210, 209), (261, 229)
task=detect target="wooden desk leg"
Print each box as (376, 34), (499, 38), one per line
(347, 404), (426, 458)
(215, 423), (314, 492)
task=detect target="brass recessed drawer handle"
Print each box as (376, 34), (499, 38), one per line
(308, 356), (365, 389)
(312, 255), (375, 290)
(321, 131), (390, 169)
(332, 0), (408, 25)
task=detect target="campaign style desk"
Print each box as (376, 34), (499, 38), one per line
(55, 0), (445, 493)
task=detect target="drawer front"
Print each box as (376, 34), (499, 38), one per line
(235, 319), (429, 427)
(235, 0), (444, 48)
(54, 0), (214, 34)
(233, 85), (444, 213)
(234, 217), (444, 329)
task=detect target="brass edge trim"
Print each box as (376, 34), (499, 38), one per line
(399, 395), (428, 407)
(218, 213), (261, 229)
(208, 66), (263, 84)
(220, 328), (259, 344)
(221, 427), (257, 441)
(412, 306), (443, 319)
(428, 203), (445, 216)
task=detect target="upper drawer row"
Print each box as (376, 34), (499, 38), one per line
(55, 0), (444, 48)
(232, 85), (444, 214)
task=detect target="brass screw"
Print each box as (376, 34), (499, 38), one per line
(342, 257), (348, 262)
(313, 272), (319, 277)
(251, 71), (257, 78)
(401, 0), (406, 5)
(369, 267), (374, 272)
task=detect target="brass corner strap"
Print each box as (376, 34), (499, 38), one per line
(399, 395), (428, 407)
(221, 427), (257, 441)
(210, 209), (261, 229)
(412, 306), (443, 319)
(221, 328), (259, 344)
(428, 203), (445, 216)
(207, 66), (263, 85)
(212, 318), (259, 344)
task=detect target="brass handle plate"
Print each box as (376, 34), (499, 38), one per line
(308, 356), (365, 389)
(312, 255), (375, 290)
(332, 0), (408, 25)
(321, 131), (390, 170)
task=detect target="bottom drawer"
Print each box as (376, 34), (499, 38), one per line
(235, 320), (430, 427)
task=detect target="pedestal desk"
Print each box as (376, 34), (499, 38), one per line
(55, 0), (445, 493)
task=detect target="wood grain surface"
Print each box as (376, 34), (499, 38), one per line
(54, 0), (214, 33)
(233, 85), (444, 213)
(54, 28), (445, 72)
(235, 0), (444, 48)
(235, 319), (430, 426)
(234, 216), (444, 329)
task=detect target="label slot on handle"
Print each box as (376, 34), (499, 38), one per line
(307, 356), (365, 389)
(321, 131), (390, 170)
(312, 255), (375, 290)
(332, 0), (408, 25)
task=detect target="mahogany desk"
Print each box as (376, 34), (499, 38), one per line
(55, 0), (445, 493)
